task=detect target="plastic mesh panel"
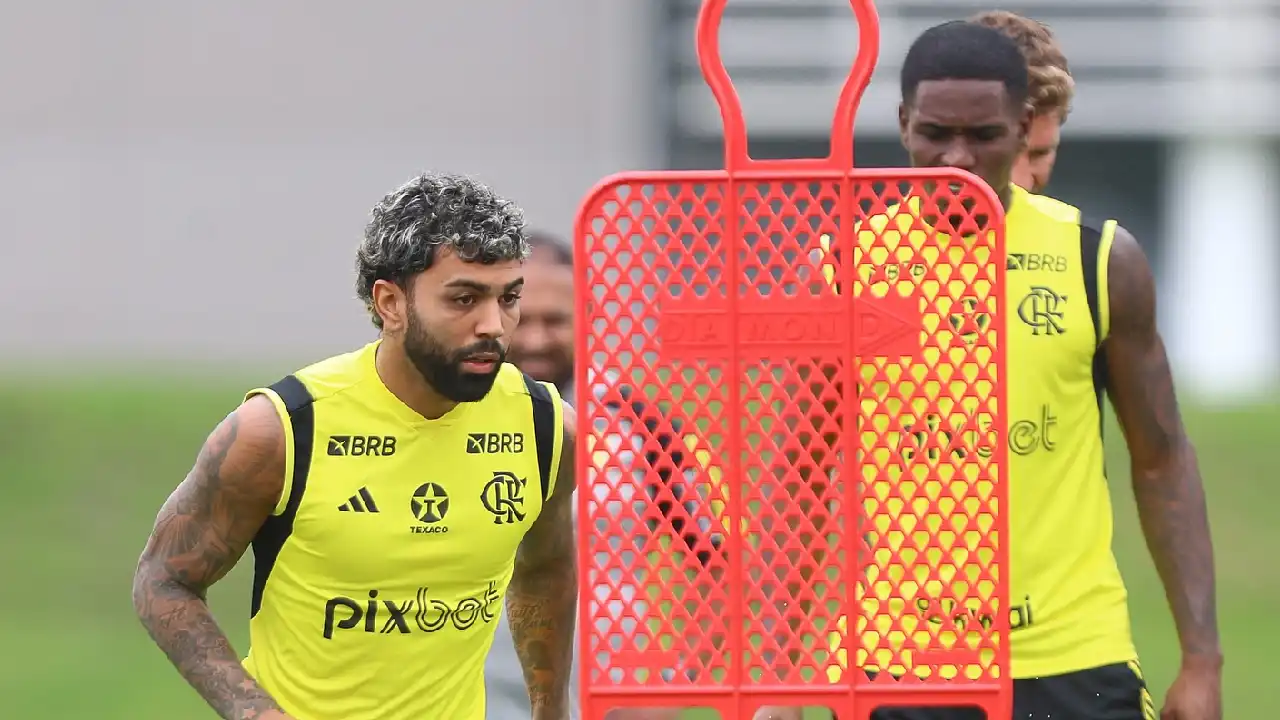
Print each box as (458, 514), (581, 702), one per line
(574, 173), (1009, 719)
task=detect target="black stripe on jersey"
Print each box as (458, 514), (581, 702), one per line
(522, 373), (556, 501)
(250, 374), (315, 619)
(1080, 213), (1110, 422)
(357, 486), (379, 513)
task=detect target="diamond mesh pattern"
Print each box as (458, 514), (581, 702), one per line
(574, 172), (1009, 719)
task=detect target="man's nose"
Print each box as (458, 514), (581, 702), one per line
(474, 299), (506, 339)
(940, 140), (976, 170)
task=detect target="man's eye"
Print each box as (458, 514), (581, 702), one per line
(501, 293), (522, 306)
(454, 295), (476, 307)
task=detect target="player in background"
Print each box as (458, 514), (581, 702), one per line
(969, 9), (1074, 193)
(763, 21), (1222, 720)
(505, 233), (577, 395)
(486, 231), (581, 719)
(131, 173), (577, 720)
(489, 231), (702, 719)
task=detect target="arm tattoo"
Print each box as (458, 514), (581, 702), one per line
(1104, 228), (1221, 661)
(507, 401), (578, 718)
(131, 397), (288, 719)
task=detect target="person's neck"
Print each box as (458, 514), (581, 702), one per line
(998, 183), (1014, 211)
(375, 339), (458, 421)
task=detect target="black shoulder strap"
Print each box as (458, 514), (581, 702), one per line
(522, 373), (556, 501)
(250, 374), (315, 618)
(1079, 213), (1106, 349)
(1079, 212), (1110, 418)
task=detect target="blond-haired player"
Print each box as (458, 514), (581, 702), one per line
(970, 9), (1074, 193)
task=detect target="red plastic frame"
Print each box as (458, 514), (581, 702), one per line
(572, 1), (1012, 718)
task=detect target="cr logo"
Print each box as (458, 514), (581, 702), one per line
(1017, 286), (1066, 336)
(480, 471), (528, 525)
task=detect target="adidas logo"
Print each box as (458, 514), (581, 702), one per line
(338, 487), (381, 513)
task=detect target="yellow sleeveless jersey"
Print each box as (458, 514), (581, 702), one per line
(824, 185), (1134, 679)
(239, 340), (564, 720)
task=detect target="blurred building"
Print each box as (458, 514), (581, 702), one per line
(664, 0), (1280, 403)
(0, 1), (660, 366)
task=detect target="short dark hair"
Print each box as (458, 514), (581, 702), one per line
(900, 20), (1030, 107)
(525, 229), (573, 266)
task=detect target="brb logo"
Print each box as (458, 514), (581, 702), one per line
(480, 471), (527, 525)
(466, 432), (524, 454)
(327, 435), (397, 457)
(322, 582), (501, 639)
(1007, 253), (1068, 273)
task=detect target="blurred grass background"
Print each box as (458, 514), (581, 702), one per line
(1, 375), (1274, 718)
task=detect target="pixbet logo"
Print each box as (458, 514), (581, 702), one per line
(322, 583), (501, 639)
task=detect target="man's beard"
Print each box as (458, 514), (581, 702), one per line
(403, 312), (506, 403)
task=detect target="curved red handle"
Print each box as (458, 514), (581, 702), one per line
(696, 0), (881, 171)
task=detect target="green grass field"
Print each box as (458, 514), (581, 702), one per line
(2, 374), (1276, 718)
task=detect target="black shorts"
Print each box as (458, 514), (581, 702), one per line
(868, 662), (1153, 720)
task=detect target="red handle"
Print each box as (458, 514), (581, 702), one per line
(696, 0), (881, 171)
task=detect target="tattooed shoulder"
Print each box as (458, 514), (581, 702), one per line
(140, 394), (286, 592)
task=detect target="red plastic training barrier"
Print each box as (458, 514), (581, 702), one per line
(573, 2), (1012, 718)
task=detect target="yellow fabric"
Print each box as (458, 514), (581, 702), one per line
(821, 186), (1133, 680)
(243, 386), (295, 516)
(241, 341), (560, 719)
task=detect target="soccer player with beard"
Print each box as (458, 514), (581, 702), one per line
(131, 172), (578, 720)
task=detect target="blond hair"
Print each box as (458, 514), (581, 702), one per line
(969, 10), (1074, 120)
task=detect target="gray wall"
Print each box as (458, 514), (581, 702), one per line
(0, 1), (662, 365)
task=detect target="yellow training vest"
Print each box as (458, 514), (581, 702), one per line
(825, 185), (1134, 679)
(240, 340), (564, 719)
(998, 187), (1134, 676)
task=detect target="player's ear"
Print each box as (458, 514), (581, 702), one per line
(897, 102), (910, 147)
(371, 278), (410, 334)
(1017, 103), (1034, 145)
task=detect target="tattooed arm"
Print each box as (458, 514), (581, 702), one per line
(507, 400), (578, 720)
(131, 395), (293, 720)
(1104, 227), (1223, 688)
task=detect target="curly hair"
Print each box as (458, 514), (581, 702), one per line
(356, 172), (529, 329)
(969, 10), (1074, 120)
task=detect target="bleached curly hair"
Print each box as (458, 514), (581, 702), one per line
(969, 10), (1074, 121)
(356, 172), (529, 329)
